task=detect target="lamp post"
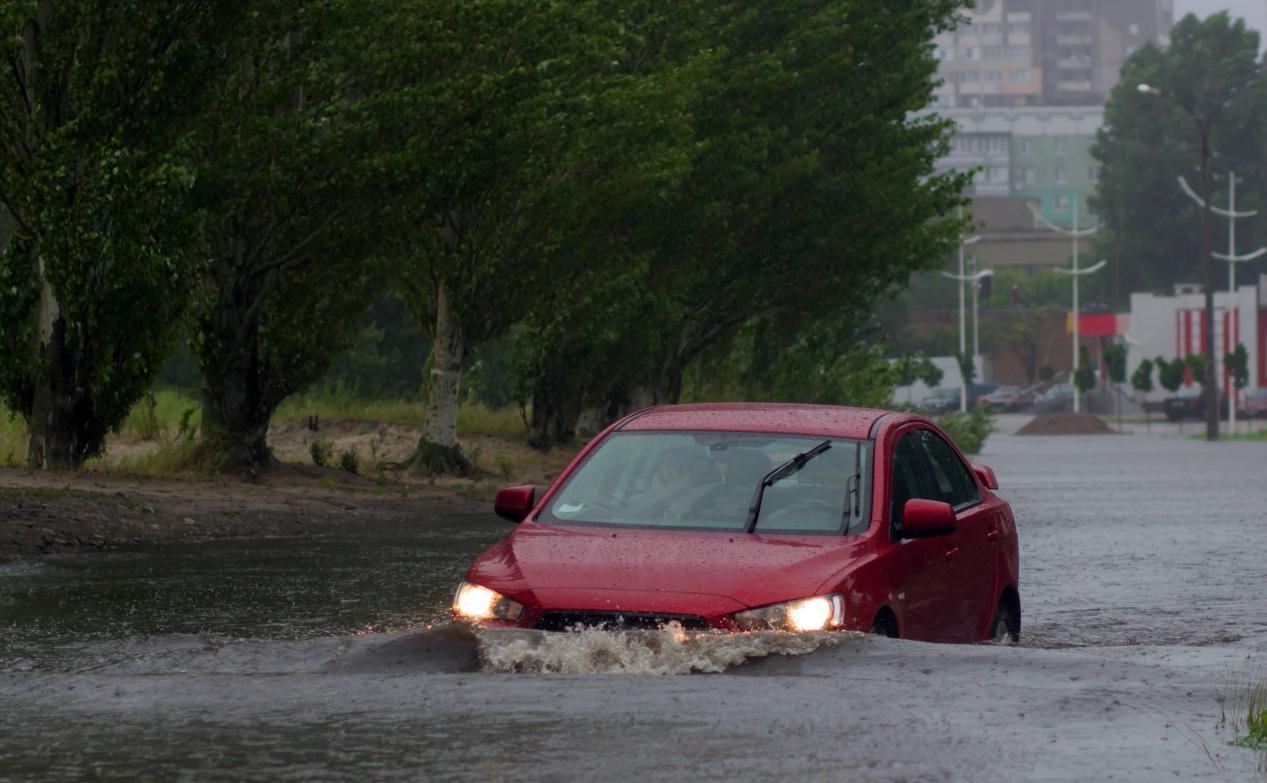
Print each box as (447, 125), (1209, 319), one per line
(945, 206), (981, 413)
(1027, 199), (1101, 413)
(940, 264), (992, 412)
(1178, 171), (1266, 435)
(1137, 81), (1255, 440)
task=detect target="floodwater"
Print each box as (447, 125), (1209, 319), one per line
(2, 430), (1267, 780)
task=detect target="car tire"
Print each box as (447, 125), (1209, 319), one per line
(869, 612), (898, 639)
(988, 602), (1019, 645)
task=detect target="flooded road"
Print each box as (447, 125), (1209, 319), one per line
(2, 431), (1266, 780)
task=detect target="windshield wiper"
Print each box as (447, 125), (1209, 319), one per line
(744, 439), (832, 533)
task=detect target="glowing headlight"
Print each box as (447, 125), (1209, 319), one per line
(452, 581), (524, 622)
(732, 594), (844, 632)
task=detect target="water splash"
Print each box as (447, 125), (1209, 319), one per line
(474, 623), (850, 675)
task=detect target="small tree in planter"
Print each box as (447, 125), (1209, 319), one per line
(1131, 358), (1155, 432)
(1225, 343), (1250, 434)
(1156, 356), (1186, 432)
(1074, 347), (1096, 414)
(1104, 344), (1128, 429)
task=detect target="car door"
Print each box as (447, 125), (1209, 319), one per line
(914, 429), (995, 642)
(888, 430), (963, 641)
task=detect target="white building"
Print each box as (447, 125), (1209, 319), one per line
(1125, 278), (1267, 404)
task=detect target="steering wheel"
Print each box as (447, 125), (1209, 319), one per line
(756, 499), (842, 530)
(640, 480), (726, 520)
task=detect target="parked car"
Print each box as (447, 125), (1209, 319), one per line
(979, 385), (1034, 412)
(1163, 387), (1230, 421)
(919, 387), (960, 414)
(966, 383), (999, 412)
(1034, 383), (1076, 413)
(920, 384), (998, 414)
(1238, 388), (1267, 419)
(453, 403), (1022, 644)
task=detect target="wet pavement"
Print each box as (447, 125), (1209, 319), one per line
(2, 431), (1267, 780)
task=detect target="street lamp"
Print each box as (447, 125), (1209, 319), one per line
(1178, 171), (1266, 435)
(1026, 199), (1102, 413)
(940, 264), (992, 412)
(1137, 80), (1255, 440)
(943, 206), (981, 413)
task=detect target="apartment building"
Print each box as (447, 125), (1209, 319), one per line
(932, 0), (1174, 109)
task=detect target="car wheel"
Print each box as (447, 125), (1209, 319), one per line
(869, 611), (898, 639)
(988, 602), (1019, 645)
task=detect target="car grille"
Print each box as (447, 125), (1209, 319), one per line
(534, 610), (710, 632)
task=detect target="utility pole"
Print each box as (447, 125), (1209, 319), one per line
(1027, 199), (1102, 413)
(1139, 80), (1258, 440)
(1182, 172), (1267, 435)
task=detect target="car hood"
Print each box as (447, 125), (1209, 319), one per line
(466, 521), (870, 611)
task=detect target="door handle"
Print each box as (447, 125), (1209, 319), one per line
(944, 547), (960, 560)
(986, 530), (1000, 542)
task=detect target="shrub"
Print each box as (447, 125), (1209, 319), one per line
(177, 407), (199, 442)
(936, 408), (995, 457)
(338, 447), (360, 474)
(496, 453), (514, 481)
(310, 440), (334, 467)
(1232, 681), (1267, 750)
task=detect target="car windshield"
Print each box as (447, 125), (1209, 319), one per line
(541, 431), (871, 534)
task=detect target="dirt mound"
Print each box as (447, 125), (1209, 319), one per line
(1017, 412), (1113, 435)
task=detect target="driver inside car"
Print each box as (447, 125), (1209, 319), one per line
(648, 448), (723, 520)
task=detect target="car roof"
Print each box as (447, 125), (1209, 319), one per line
(618, 402), (899, 440)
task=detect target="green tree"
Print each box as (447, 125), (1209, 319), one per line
(637, 0), (969, 404)
(1156, 356), (1186, 396)
(0, 1), (245, 468)
(187, 0), (401, 468)
(981, 310), (1059, 386)
(893, 353), (943, 391)
(1104, 344), (1127, 385)
(521, 0), (971, 446)
(1184, 353), (1206, 388)
(1131, 357), (1155, 430)
(1092, 13), (1266, 305)
(956, 350), (976, 387)
(1225, 343), (1250, 392)
(1103, 343), (1127, 427)
(1074, 346), (1096, 398)
(1131, 358), (1155, 396)
(396, 0), (695, 464)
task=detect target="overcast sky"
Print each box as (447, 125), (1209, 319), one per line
(1174, 0), (1267, 49)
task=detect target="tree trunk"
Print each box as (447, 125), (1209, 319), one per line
(197, 287), (276, 471)
(653, 356), (684, 404)
(26, 257), (91, 468)
(199, 371), (274, 471)
(412, 284), (470, 474)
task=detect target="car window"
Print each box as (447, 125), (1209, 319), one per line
(541, 431), (871, 534)
(889, 432), (937, 533)
(916, 430), (980, 509)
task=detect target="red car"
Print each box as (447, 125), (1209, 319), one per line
(453, 403), (1020, 644)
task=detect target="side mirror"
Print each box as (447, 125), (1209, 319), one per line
(494, 485), (536, 523)
(901, 499), (957, 539)
(971, 463), (999, 490)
